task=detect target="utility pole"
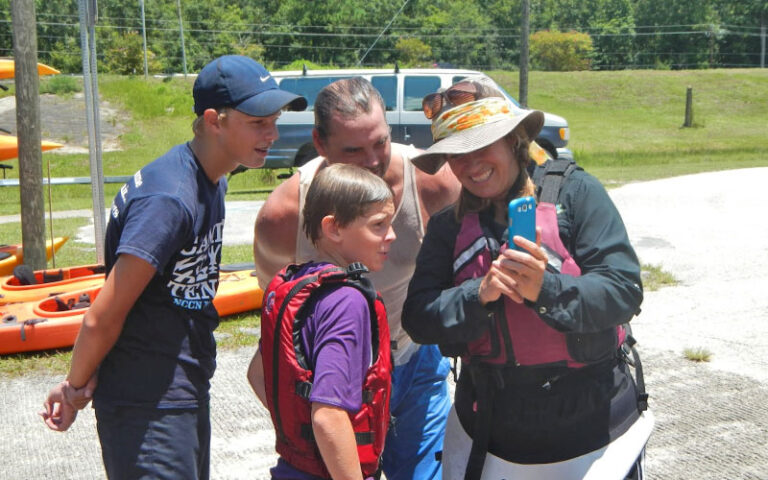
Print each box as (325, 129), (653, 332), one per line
(11, 0), (46, 269)
(140, 0), (149, 79)
(176, 0), (187, 77)
(519, 0), (530, 107)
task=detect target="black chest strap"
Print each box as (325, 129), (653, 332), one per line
(532, 158), (581, 204)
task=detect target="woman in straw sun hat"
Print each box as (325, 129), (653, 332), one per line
(403, 79), (653, 480)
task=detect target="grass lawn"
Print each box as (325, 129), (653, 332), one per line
(1, 68), (766, 376)
(491, 68), (768, 183)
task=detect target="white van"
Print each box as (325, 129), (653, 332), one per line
(265, 67), (571, 169)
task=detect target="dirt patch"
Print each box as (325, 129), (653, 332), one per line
(0, 93), (126, 153)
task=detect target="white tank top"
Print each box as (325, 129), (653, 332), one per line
(297, 143), (424, 365)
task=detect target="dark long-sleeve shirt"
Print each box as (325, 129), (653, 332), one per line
(403, 166), (643, 347)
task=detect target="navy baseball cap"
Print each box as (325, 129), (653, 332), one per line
(193, 55), (306, 116)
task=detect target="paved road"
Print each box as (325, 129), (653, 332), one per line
(2, 168), (768, 479)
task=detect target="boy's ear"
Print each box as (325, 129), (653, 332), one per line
(320, 215), (342, 243)
(202, 108), (222, 131)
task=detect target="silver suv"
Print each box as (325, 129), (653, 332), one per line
(266, 67), (571, 169)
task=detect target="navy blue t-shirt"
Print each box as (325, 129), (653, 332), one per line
(94, 142), (227, 410)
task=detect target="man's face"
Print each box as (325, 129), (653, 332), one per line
(315, 102), (391, 178)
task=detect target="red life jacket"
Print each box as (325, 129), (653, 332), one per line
(452, 166), (625, 368)
(260, 262), (391, 479)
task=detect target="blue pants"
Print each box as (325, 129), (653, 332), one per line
(96, 403), (211, 480)
(382, 344), (451, 480)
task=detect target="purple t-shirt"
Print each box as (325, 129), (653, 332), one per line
(271, 262), (373, 480)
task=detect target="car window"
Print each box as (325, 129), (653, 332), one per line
(452, 75), (470, 85)
(403, 76), (441, 111)
(278, 76), (351, 110)
(370, 76), (397, 111)
(495, 85), (522, 108)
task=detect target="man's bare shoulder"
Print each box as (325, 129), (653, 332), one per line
(256, 173), (300, 244)
(413, 160), (460, 216)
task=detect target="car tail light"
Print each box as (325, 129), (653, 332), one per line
(559, 128), (569, 141)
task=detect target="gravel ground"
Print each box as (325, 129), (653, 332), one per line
(2, 167), (768, 479)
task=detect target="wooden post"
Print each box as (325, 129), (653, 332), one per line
(761, 16), (765, 69)
(11, 0), (46, 270)
(519, 0), (530, 107)
(683, 86), (693, 128)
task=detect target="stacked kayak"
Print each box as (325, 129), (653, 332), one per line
(0, 264), (105, 305)
(0, 285), (98, 354)
(0, 237), (68, 276)
(0, 59), (64, 161)
(0, 264), (263, 354)
(215, 267), (264, 317)
(0, 133), (64, 161)
(0, 58), (60, 79)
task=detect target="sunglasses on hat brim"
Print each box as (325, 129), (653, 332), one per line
(422, 81), (479, 120)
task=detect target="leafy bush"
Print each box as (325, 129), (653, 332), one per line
(102, 31), (162, 75)
(395, 37), (433, 67)
(530, 30), (594, 71)
(39, 75), (81, 95)
(278, 59), (333, 71)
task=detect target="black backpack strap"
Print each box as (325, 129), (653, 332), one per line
(621, 332), (649, 412)
(339, 262), (382, 366)
(533, 158), (580, 205)
(463, 365), (505, 480)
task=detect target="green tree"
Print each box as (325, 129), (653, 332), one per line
(632, 0), (721, 68)
(407, 0), (500, 69)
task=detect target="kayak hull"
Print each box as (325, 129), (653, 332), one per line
(0, 264), (105, 305)
(0, 286), (98, 354)
(0, 237), (68, 276)
(0, 134), (64, 161)
(213, 269), (264, 317)
(0, 268), (263, 354)
(0, 59), (60, 80)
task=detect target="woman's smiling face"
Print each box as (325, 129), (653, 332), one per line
(446, 136), (520, 202)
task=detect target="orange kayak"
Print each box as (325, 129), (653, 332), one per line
(214, 267), (264, 317)
(0, 133), (64, 161)
(0, 237), (68, 276)
(0, 264), (106, 305)
(0, 267), (263, 354)
(0, 58), (60, 80)
(0, 285), (98, 354)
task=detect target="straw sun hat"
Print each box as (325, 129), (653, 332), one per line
(411, 81), (545, 175)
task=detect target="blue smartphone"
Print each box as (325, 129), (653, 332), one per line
(508, 196), (536, 251)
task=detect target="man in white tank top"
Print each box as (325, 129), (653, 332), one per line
(254, 77), (460, 480)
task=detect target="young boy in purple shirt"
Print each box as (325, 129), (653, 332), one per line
(248, 164), (396, 480)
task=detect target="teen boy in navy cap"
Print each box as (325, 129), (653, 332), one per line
(40, 55), (305, 480)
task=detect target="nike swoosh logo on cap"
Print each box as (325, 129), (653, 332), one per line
(260, 74), (271, 82)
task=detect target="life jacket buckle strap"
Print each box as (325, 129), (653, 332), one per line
(346, 262), (369, 279)
(295, 381), (312, 399)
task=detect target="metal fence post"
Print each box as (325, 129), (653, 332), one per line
(78, 0), (106, 263)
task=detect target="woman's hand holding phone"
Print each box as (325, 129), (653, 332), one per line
(499, 228), (547, 303)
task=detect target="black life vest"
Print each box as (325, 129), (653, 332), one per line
(260, 262), (391, 479)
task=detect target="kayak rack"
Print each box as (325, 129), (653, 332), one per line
(0, 176), (132, 187)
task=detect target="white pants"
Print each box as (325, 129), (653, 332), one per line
(441, 405), (654, 480)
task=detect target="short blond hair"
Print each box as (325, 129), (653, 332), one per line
(303, 164), (393, 245)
